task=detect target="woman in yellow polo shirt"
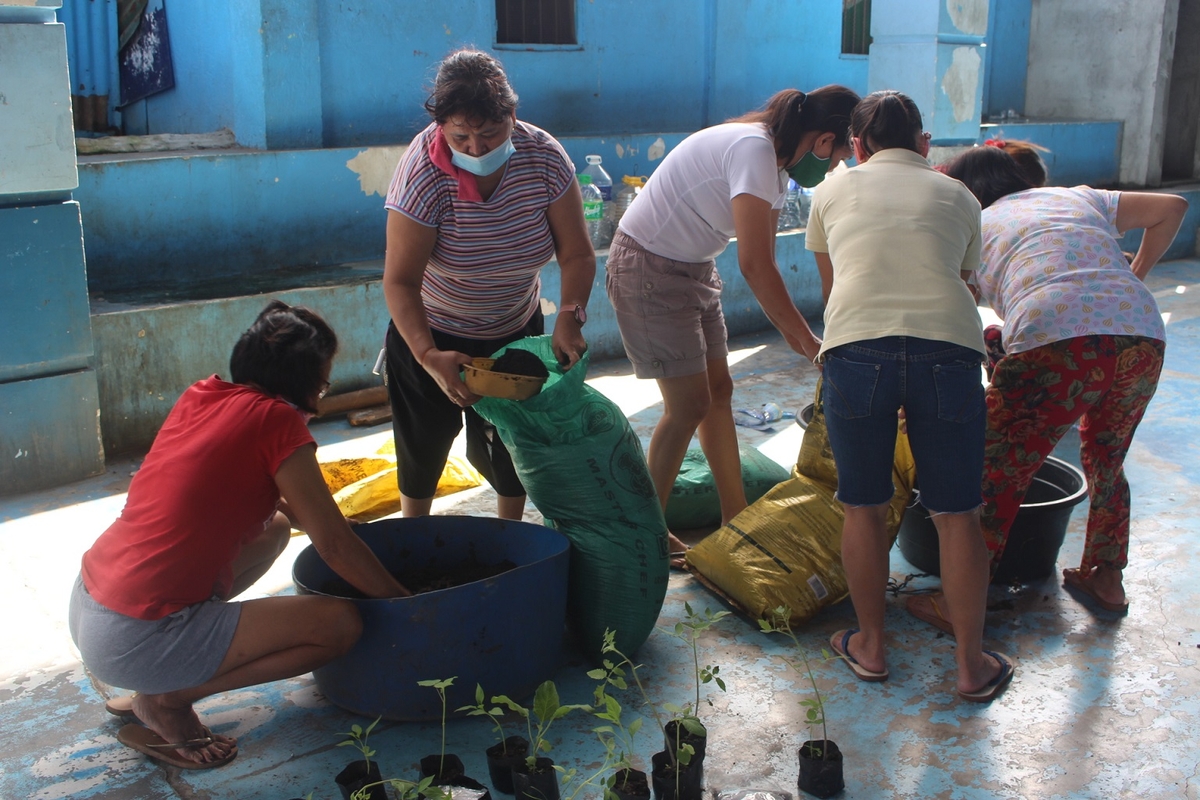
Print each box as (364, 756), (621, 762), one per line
(804, 90), (1013, 702)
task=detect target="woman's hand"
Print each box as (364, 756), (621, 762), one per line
(551, 311), (587, 369)
(420, 348), (480, 407)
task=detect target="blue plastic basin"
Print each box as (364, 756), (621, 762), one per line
(293, 516), (570, 721)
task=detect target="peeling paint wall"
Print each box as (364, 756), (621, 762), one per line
(1026, 0), (1179, 186)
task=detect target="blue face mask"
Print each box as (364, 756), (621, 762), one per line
(450, 137), (516, 176)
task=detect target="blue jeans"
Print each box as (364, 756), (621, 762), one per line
(821, 336), (985, 512)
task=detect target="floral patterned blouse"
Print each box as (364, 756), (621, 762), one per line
(977, 187), (1164, 354)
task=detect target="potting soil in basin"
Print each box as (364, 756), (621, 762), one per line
(293, 515), (570, 720)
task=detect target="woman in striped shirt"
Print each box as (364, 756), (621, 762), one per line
(382, 49), (595, 520)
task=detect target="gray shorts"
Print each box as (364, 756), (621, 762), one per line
(68, 574), (241, 694)
(605, 230), (729, 379)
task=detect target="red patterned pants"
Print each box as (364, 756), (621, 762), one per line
(981, 335), (1165, 573)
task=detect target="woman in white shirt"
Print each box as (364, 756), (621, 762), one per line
(606, 85), (860, 565)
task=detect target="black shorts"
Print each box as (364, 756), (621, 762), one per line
(385, 314), (544, 499)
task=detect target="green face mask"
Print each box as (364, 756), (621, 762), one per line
(786, 149), (832, 188)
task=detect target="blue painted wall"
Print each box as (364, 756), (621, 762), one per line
(114, 0), (866, 148)
(983, 0), (1032, 118)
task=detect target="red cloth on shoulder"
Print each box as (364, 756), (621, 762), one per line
(81, 377), (315, 620)
(428, 126), (483, 202)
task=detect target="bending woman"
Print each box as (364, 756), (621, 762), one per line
(922, 146), (1185, 615)
(605, 85), (859, 562)
(805, 90), (1013, 702)
(70, 301), (409, 769)
(383, 48), (595, 521)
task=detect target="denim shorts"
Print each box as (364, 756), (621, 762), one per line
(605, 230), (729, 379)
(821, 336), (985, 512)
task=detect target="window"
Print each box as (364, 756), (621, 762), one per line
(496, 0), (576, 46)
(842, 0), (871, 56)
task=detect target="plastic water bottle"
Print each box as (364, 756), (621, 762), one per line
(582, 155), (614, 205)
(614, 175), (644, 224)
(582, 155), (615, 242)
(579, 174), (606, 250)
(777, 179), (803, 231)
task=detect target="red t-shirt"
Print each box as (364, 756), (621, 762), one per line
(81, 377), (315, 620)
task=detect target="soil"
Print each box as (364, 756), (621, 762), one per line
(320, 558), (517, 598)
(491, 349), (549, 378)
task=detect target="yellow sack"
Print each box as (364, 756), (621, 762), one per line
(317, 439), (485, 522)
(688, 386), (915, 627)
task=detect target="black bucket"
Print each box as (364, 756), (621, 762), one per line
(896, 456), (1087, 584)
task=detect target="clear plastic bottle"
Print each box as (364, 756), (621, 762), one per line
(579, 174), (607, 250)
(777, 178), (803, 231)
(581, 154), (614, 204)
(614, 175), (644, 224)
(582, 155), (615, 241)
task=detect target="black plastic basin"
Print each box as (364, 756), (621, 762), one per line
(896, 456), (1088, 584)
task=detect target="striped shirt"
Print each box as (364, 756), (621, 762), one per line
(385, 120), (576, 338)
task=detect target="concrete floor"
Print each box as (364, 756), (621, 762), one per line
(2, 259), (1199, 800)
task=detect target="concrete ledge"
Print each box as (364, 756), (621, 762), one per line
(90, 230), (821, 454)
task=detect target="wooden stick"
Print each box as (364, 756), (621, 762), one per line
(348, 404), (393, 427)
(317, 385), (388, 417)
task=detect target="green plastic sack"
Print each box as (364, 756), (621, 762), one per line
(666, 445), (791, 530)
(474, 336), (669, 660)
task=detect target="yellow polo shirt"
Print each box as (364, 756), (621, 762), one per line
(805, 148), (984, 358)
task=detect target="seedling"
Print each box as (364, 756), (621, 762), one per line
(590, 684), (645, 800)
(659, 602), (730, 738)
(417, 676), (457, 776)
(337, 716), (381, 772)
(493, 680), (589, 771)
(758, 605), (832, 759)
(457, 682), (517, 754)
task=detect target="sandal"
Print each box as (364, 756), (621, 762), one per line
(116, 723), (238, 770)
(905, 592), (955, 636)
(957, 651), (1016, 703)
(1062, 567), (1129, 614)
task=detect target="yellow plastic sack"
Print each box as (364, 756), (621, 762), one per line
(688, 386), (915, 627)
(316, 439), (484, 522)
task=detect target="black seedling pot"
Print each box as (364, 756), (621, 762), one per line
(797, 739), (844, 798)
(486, 736), (530, 794)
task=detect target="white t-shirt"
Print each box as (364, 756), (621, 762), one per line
(805, 148), (984, 357)
(618, 123), (787, 263)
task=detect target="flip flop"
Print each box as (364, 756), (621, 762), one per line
(669, 548), (691, 571)
(829, 629), (889, 682)
(116, 722), (238, 770)
(1062, 568), (1129, 614)
(905, 592), (955, 637)
(958, 650), (1016, 703)
(105, 694), (139, 720)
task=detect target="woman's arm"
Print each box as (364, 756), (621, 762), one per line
(274, 445), (411, 598)
(545, 180), (596, 369)
(1114, 191), (1188, 280)
(382, 209), (475, 405)
(731, 193), (822, 361)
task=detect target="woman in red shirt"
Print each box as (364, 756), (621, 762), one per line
(70, 301), (409, 769)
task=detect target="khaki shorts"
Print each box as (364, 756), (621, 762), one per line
(605, 230), (729, 379)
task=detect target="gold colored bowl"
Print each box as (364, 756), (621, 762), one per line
(463, 358), (547, 400)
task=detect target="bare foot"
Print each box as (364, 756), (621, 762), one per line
(131, 693), (237, 765)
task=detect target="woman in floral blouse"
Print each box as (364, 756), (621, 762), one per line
(916, 146), (1186, 618)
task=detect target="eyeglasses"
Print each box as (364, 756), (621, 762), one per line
(318, 381), (331, 400)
